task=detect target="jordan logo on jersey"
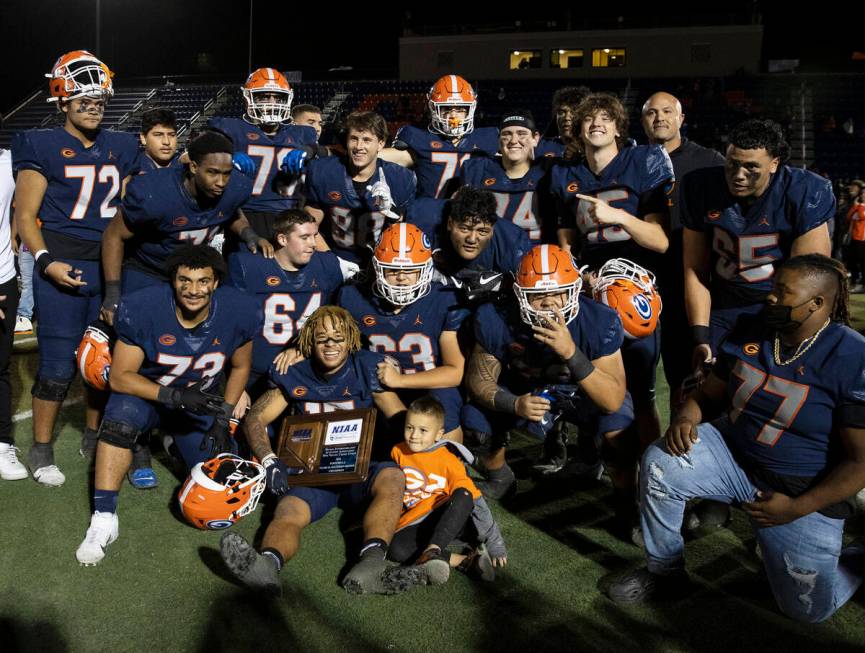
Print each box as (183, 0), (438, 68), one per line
(414, 315), (423, 326)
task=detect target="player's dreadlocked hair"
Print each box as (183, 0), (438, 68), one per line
(297, 306), (362, 359)
(780, 254), (850, 325)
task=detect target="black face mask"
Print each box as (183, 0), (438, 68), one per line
(763, 297), (814, 333)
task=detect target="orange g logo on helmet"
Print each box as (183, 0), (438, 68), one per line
(328, 191), (342, 201)
(60, 148), (76, 159)
(743, 343), (760, 356)
(362, 315), (377, 327)
(566, 182), (580, 193)
(292, 386), (308, 397)
(483, 178), (496, 187)
(265, 276), (280, 286)
(159, 334), (176, 346)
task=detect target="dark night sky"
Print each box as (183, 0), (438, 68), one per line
(0, 1), (861, 114)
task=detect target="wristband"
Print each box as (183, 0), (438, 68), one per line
(156, 386), (176, 405)
(692, 325), (711, 347)
(239, 227), (259, 246)
(493, 389), (519, 414)
(35, 250), (55, 276)
(261, 453), (277, 466)
(220, 401), (235, 419)
(565, 348), (594, 382)
(103, 280), (122, 309)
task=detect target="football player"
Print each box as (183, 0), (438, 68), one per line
(379, 75), (499, 199)
(207, 68), (319, 239)
(681, 118), (833, 372)
(138, 107), (179, 170)
(459, 111), (557, 246)
(100, 130), (267, 311)
(290, 104), (323, 140)
(75, 245), (260, 566)
(536, 85), (590, 159)
(607, 255), (865, 624)
(225, 209), (354, 400)
(551, 92), (674, 456)
(338, 223), (468, 443)
(408, 186), (530, 282)
(219, 306), (407, 596)
(463, 245), (637, 538)
(12, 51), (140, 486)
(304, 111), (416, 264)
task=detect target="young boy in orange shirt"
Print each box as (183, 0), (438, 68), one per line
(384, 396), (507, 589)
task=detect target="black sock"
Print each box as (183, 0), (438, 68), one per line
(260, 547), (284, 571)
(359, 538), (387, 559)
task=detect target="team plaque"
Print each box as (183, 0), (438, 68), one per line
(275, 407), (377, 486)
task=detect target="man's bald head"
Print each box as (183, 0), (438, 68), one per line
(641, 92), (684, 150)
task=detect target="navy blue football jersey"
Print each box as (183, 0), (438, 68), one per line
(304, 157), (416, 263)
(115, 284), (261, 388)
(122, 166), (253, 273)
(138, 152), (183, 172)
(338, 283), (468, 373)
(208, 116), (317, 213)
(269, 348), (386, 414)
(11, 127), (140, 242)
(406, 197), (529, 276)
(536, 137), (566, 158)
(395, 125), (499, 199)
(476, 297), (623, 394)
(226, 250), (348, 376)
(716, 316), (865, 477)
(680, 165), (835, 306)
(460, 156), (556, 245)
(551, 144), (674, 269)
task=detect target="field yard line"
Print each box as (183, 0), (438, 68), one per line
(13, 396), (83, 422)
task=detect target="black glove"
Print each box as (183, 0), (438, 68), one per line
(452, 269), (504, 304)
(157, 379), (224, 416)
(262, 454), (303, 496)
(200, 405), (234, 456)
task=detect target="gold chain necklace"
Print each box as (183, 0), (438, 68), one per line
(773, 318), (831, 366)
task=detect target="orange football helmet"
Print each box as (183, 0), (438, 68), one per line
(46, 50), (113, 103)
(373, 223), (434, 306)
(428, 75), (477, 138)
(242, 67), (293, 125)
(178, 454), (266, 530)
(76, 320), (116, 391)
(593, 258), (662, 340)
(513, 245), (582, 326)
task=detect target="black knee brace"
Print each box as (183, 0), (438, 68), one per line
(98, 420), (141, 450)
(464, 429), (510, 457)
(31, 376), (72, 402)
(600, 431), (641, 470)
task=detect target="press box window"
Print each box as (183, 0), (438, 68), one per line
(592, 48), (626, 68)
(551, 49), (584, 69)
(510, 50), (542, 70)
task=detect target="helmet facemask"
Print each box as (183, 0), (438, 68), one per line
(373, 258), (434, 306)
(514, 276), (582, 328)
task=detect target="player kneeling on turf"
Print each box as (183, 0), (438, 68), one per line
(75, 245), (259, 566)
(382, 396), (507, 591)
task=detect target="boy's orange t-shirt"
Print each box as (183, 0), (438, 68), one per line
(391, 442), (481, 531)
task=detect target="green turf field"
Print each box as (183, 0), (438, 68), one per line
(3, 304), (865, 653)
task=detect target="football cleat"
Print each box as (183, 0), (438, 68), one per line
(76, 511), (119, 566)
(592, 258), (662, 340)
(606, 567), (690, 604)
(14, 316), (33, 335)
(428, 75), (477, 138)
(46, 50), (113, 103)
(76, 320), (116, 391)
(514, 245), (582, 327)
(178, 454), (265, 530)
(372, 223), (434, 306)
(28, 444), (65, 487)
(242, 67), (293, 125)
(342, 551), (392, 595)
(220, 532), (281, 596)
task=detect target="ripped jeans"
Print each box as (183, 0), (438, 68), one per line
(640, 418), (865, 623)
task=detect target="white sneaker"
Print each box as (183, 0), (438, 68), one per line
(76, 511), (119, 566)
(14, 315), (33, 335)
(0, 443), (28, 480)
(32, 464), (66, 487)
